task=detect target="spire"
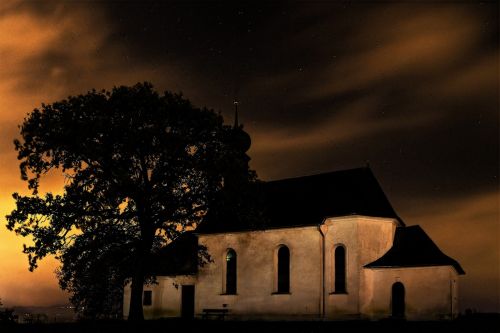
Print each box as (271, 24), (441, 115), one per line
(230, 100), (251, 152)
(233, 100), (239, 128)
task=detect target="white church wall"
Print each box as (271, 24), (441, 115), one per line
(362, 266), (460, 320)
(122, 215), (461, 321)
(324, 216), (360, 317)
(323, 216), (398, 319)
(123, 275), (196, 319)
(197, 226), (323, 320)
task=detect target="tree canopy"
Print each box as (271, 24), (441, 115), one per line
(6, 82), (256, 320)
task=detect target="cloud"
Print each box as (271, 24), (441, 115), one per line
(245, 4), (491, 117)
(244, 3), (497, 188)
(315, 6), (480, 96)
(423, 53), (498, 102)
(0, 3), (106, 102)
(249, 94), (440, 155)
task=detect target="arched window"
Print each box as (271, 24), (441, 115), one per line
(225, 249), (237, 294)
(277, 246), (290, 293)
(391, 282), (405, 318)
(334, 246), (347, 293)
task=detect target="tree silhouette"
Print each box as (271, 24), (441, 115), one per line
(6, 82), (255, 320)
(56, 221), (133, 319)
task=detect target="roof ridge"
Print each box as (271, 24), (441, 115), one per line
(265, 166), (371, 183)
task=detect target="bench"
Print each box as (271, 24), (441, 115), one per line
(201, 308), (229, 320)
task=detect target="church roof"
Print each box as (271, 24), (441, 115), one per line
(263, 166), (401, 227)
(364, 225), (465, 274)
(197, 166), (402, 233)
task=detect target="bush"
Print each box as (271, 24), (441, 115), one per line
(0, 307), (17, 323)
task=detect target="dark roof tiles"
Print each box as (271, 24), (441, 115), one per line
(198, 167), (402, 233)
(365, 225), (465, 274)
(263, 167), (400, 226)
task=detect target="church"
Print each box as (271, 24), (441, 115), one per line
(123, 166), (465, 321)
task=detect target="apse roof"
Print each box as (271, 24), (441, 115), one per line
(365, 225), (465, 274)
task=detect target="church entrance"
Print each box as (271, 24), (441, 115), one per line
(391, 282), (405, 318)
(181, 285), (195, 319)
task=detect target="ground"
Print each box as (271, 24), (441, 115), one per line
(1, 314), (499, 333)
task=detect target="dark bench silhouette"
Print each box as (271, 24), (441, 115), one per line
(201, 308), (229, 320)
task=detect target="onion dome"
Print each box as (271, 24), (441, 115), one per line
(232, 101), (251, 152)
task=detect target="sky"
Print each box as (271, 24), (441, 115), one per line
(0, 0), (498, 312)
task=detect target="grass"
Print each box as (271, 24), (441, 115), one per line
(1, 314), (499, 333)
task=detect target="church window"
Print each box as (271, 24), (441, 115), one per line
(277, 245), (290, 293)
(143, 290), (152, 306)
(334, 245), (347, 293)
(225, 249), (237, 294)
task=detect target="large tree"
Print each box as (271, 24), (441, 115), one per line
(6, 82), (255, 320)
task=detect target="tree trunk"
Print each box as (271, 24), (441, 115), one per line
(127, 236), (150, 321)
(128, 192), (154, 321)
(128, 268), (145, 321)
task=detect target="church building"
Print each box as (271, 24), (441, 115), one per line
(123, 167), (465, 321)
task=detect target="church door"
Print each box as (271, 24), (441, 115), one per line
(181, 285), (195, 319)
(391, 282), (405, 318)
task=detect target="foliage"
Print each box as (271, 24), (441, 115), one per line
(0, 308), (16, 323)
(56, 222), (133, 320)
(6, 82), (256, 320)
(0, 299), (17, 323)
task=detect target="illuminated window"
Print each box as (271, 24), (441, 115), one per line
(226, 249), (237, 294)
(143, 290), (152, 306)
(277, 246), (290, 293)
(334, 246), (346, 293)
